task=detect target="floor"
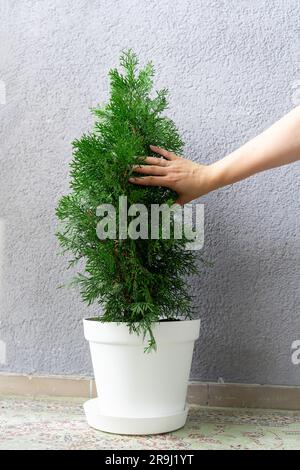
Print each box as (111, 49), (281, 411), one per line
(0, 396), (299, 450)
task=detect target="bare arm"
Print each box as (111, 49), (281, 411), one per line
(129, 106), (300, 205)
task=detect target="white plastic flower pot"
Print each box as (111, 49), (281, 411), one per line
(83, 318), (200, 435)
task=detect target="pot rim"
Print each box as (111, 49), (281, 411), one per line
(83, 317), (201, 344)
(83, 316), (200, 323)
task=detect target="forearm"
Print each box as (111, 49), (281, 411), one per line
(210, 106), (300, 189)
(130, 106), (300, 204)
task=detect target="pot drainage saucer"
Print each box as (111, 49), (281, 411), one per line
(84, 398), (188, 435)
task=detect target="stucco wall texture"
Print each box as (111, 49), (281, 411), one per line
(0, 0), (299, 385)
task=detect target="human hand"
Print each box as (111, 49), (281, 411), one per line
(129, 145), (217, 205)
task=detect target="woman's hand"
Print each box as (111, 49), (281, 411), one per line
(129, 145), (217, 205)
(129, 106), (300, 204)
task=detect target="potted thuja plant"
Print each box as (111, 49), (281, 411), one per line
(56, 50), (201, 434)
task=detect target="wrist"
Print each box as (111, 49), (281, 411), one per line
(208, 145), (250, 191)
(206, 161), (227, 192)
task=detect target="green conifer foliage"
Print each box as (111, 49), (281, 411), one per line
(56, 50), (198, 351)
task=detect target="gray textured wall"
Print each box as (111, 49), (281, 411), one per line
(0, 0), (299, 385)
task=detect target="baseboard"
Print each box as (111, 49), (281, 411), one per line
(188, 382), (300, 410)
(0, 373), (299, 410)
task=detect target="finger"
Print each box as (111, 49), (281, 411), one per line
(129, 176), (168, 187)
(144, 156), (168, 166)
(175, 196), (190, 206)
(175, 197), (184, 206)
(150, 145), (177, 161)
(132, 165), (167, 176)
(132, 156), (168, 166)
